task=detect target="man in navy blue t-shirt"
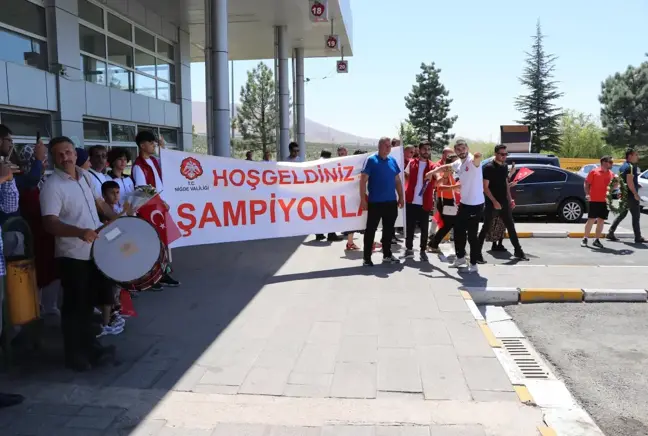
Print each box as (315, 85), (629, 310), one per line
(608, 148), (645, 243)
(360, 137), (404, 266)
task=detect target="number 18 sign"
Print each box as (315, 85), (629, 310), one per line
(309, 0), (328, 22)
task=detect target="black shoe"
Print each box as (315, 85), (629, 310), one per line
(420, 251), (429, 262)
(475, 256), (487, 265)
(581, 238), (588, 247)
(382, 255), (400, 264)
(363, 259), (374, 267)
(149, 283), (163, 291)
(513, 250), (529, 261)
(593, 239), (604, 249)
(0, 392), (24, 409)
(160, 274), (180, 287)
(315, 234), (326, 241)
(327, 234), (343, 242)
(606, 233), (620, 242)
(635, 238), (647, 244)
(65, 353), (92, 372)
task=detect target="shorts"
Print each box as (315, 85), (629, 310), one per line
(588, 201), (609, 220)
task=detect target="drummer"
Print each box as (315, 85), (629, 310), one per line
(132, 131), (180, 289)
(39, 137), (120, 372)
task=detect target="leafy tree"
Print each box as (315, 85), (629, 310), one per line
(558, 110), (610, 158)
(515, 20), (563, 153)
(599, 62), (648, 150)
(404, 62), (457, 151)
(191, 124), (208, 155)
(397, 121), (419, 146)
(237, 62), (278, 154)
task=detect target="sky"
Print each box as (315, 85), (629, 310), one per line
(190, 0), (648, 142)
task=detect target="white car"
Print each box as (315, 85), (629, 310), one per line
(577, 164), (647, 209)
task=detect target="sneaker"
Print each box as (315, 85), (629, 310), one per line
(315, 234), (326, 241)
(450, 257), (468, 268)
(606, 233), (620, 242)
(382, 255), (400, 264)
(403, 249), (415, 259)
(327, 234), (343, 242)
(492, 244), (507, 252)
(593, 239), (604, 249)
(513, 250), (529, 261)
(110, 315), (125, 328)
(581, 238), (588, 247)
(635, 238), (647, 244)
(468, 264), (479, 273)
(475, 256), (487, 265)
(363, 259), (374, 267)
(427, 245), (441, 254)
(97, 324), (124, 338)
(160, 274), (180, 287)
(420, 251), (429, 262)
(149, 283), (163, 291)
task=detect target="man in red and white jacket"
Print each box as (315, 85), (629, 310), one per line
(132, 130), (180, 289)
(403, 141), (450, 261)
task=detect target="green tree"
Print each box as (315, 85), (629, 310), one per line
(515, 20), (563, 153)
(599, 62), (648, 149)
(237, 62), (278, 154)
(558, 110), (610, 158)
(397, 121), (419, 146)
(191, 124), (208, 155)
(404, 62), (457, 151)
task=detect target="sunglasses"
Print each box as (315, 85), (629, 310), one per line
(497, 152), (508, 156)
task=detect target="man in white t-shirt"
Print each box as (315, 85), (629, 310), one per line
(450, 139), (484, 272)
(87, 145), (109, 198)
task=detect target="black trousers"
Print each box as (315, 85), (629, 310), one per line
(478, 202), (522, 252)
(454, 203), (484, 265)
(430, 198), (457, 248)
(405, 203), (429, 251)
(364, 201), (398, 260)
(59, 258), (112, 359)
(609, 196), (642, 239)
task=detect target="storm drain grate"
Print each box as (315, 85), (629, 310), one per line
(501, 338), (551, 380)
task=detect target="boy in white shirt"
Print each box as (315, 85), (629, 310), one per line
(101, 180), (123, 215)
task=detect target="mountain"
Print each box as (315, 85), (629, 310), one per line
(191, 101), (378, 146)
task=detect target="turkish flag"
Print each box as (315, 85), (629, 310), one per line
(137, 194), (181, 246)
(513, 167), (534, 183)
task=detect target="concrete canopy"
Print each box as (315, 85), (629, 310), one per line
(133, 0), (353, 61)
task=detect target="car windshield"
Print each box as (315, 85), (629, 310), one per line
(581, 165), (596, 174)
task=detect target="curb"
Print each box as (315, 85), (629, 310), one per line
(495, 231), (635, 239)
(461, 287), (648, 304)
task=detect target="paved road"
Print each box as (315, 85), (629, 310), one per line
(507, 304), (648, 436)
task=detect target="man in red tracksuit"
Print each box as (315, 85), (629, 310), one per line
(403, 141), (449, 261)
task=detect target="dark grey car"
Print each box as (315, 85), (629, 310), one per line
(510, 164), (587, 222)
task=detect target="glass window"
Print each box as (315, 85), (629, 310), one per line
(134, 49), (155, 76)
(107, 64), (132, 91)
(81, 55), (106, 85)
(519, 168), (566, 184)
(159, 128), (178, 145)
(135, 28), (155, 52)
(157, 39), (174, 60)
(156, 59), (175, 82)
(0, 111), (50, 137)
(78, 0), (103, 28)
(156, 81), (174, 102)
(111, 124), (136, 143)
(107, 13), (131, 41)
(134, 73), (156, 98)
(79, 25), (106, 57)
(0, 0), (46, 37)
(107, 37), (133, 67)
(0, 28), (47, 70)
(83, 119), (109, 141)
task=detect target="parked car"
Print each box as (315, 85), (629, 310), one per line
(509, 164), (587, 222)
(482, 153), (560, 167)
(576, 163), (622, 178)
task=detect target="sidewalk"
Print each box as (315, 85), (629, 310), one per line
(0, 234), (544, 436)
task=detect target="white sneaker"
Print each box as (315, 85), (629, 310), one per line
(97, 324), (124, 338)
(468, 264), (479, 273)
(450, 257), (468, 268)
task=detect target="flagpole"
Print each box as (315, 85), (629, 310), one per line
(158, 144), (173, 264)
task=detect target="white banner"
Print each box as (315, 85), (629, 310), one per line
(161, 147), (405, 248)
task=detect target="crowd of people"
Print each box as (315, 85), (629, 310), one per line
(0, 125), (181, 408)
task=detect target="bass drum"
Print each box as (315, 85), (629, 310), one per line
(92, 216), (168, 290)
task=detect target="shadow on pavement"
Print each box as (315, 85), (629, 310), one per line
(0, 236), (305, 433)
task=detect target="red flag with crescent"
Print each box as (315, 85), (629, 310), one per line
(137, 194), (181, 246)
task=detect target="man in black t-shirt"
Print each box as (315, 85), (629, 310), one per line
(478, 144), (527, 260)
(608, 148), (646, 243)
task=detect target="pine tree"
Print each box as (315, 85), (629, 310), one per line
(404, 63), (457, 151)
(237, 62), (277, 154)
(515, 20), (564, 153)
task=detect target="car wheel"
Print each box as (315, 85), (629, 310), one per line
(559, 198), (584, 222)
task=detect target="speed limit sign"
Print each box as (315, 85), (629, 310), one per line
(325, 34), (339, 51)
(336, 60), (348, 74)
(309, 0), (328, 22)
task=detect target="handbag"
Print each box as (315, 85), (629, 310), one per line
(443, 190), (458, 216)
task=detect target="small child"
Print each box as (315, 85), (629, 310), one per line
(102, 180), (122, 215)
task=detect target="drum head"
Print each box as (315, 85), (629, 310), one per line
(92, 217), (162, 283)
